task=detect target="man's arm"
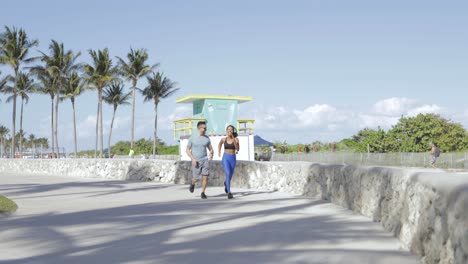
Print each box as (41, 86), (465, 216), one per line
(207, 143), (214, 160)
(186, 145), (197, 167)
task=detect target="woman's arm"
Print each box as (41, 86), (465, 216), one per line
(234, 137), (240, 153)
(218, 138), (225, 157)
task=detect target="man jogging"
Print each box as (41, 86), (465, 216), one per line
(187, 121), (214, 199)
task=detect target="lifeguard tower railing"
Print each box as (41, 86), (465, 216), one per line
(173, 118), (206, 140)
(174, 118), (255, 140)
(237, 119), (255, 135)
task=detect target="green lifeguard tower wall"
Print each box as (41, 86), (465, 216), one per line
(192, 99), (238, 135)
(174, 94), (253, 140)
(174, 94), (255, 161)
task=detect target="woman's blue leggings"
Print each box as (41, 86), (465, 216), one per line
(222, 153), (237, 193)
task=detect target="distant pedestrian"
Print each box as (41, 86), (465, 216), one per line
(280, 145), (286, 154)
(429, 142), (440, 168)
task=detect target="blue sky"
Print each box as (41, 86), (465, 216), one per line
(1, 0), (467, 151)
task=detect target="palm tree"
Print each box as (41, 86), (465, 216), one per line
(0, 70), (12, 113)
(0, 26), (38, 158)
(28, 133), (36, 149)
(33, 70), (56, 156)
(30, 40), (81, 158)
(103, 81), (131, 157)
(0, 70), (12, 95)
(14, 72), (36, 157)
(15, 130), (26, 154)
(84, 48), (117, 158)
(141, 72), (179, 156)
(116, 48), (157, 152)
(1, 82), (19, 155)
(35, 137), (49, 150)
(0, 125), (9, 158)
(61, 72), (85, 158)
(27, 133), (36, 157)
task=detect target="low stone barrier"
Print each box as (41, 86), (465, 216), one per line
(1, 159), (467, 264)
(0, 159), (176, 181)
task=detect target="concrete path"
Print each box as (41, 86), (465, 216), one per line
(0, 173), (421, 264)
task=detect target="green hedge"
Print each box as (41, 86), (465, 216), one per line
(0, 195), (18, 213)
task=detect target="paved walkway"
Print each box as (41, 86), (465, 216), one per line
(0, 173), (420, 264)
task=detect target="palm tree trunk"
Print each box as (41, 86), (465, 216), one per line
(131, 80), (136, 151)
(99, 88), (104, 158)
(153, 102), (158, 156)
(54, 93), (59, 158)
(95, 97), (99, 158)
(11, 70), (18, 159)
(72, 98), (77, 158)
(50, 96), (55, 158)
(11, 93), (17, 158)
(108, 105), (117, 158)
(19, 97), (24, 158)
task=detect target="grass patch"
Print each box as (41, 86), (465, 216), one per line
(0, 195), (18, 213)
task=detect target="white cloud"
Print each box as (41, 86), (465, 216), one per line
(247, 97), (449, 144)
(76, 115), (98, 138)
(250, 105), (293, 130)
(357, 114), (399, 130)
(407, 104), (441, 117)
(78, 106), (191, 144)
(250, 104), (351, 132)
(366, 97), (443, 130)
(373, 97), (442, 118)
(293, 104), (339, 128)
(38, 97), (457, 149)
(264, 114), (276, 121)
(327, 124), (338, 131)
(158, 105), (192, 130)
(372, 97), (416, 116)
(276, 106), (288, 115)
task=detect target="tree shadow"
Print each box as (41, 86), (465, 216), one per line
(0, 186), (420, 264)
(1, 180), (153, 197)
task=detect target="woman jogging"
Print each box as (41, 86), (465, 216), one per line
(218, 125), (239, 199)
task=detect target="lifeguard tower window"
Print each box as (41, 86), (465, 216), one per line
(193, 100), (203, 116)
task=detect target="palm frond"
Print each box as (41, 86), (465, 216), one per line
(0, 26), (38, 71)
(103, 80), (132, 106)
(116, 48), (157, 83)
(141, 72), (180, 105)
(84, 48), (116, 90)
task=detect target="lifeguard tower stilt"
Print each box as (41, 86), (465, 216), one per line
(173, 94), (255, 161)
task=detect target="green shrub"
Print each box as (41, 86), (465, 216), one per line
(0, 195), (18, 213)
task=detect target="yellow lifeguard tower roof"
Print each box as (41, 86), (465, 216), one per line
(176, 94), (252, 104)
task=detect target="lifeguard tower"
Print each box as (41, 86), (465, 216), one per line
(173, 94), (255, 161)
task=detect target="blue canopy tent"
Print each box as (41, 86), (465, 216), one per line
(254, 135), (273, 147)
